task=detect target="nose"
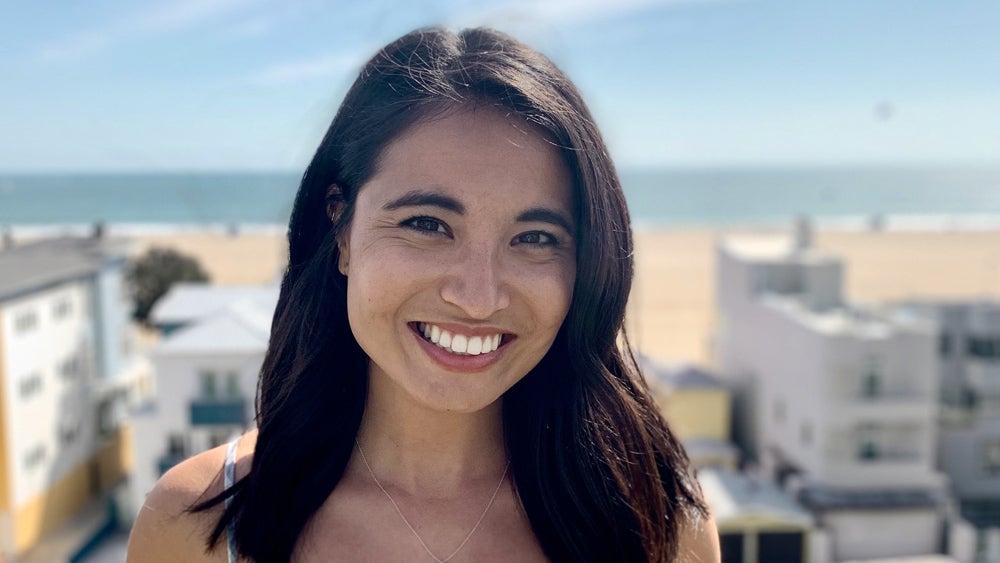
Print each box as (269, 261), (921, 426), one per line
(439, 243), (511, 319)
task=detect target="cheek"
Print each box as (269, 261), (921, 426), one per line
(344, 243), (433, 323)
(528, 262), (576, 329)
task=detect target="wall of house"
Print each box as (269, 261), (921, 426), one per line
(822, 508), (939, 561)
(0, 305), (12, 553)
(1, 280), (99, 509)
(657, 388), (730, 442)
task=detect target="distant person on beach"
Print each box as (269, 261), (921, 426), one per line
(127, 27), (718, 562)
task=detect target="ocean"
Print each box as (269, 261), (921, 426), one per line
(2, 165), (1000, 234)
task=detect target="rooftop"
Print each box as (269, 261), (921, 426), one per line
(719, 234), (838, 266)
(152, 286), (277, 355)
(0, 236), (130, 302)
(697, 467), (812, 527)
(639, 356), (726, 390)
(150, 282), (279, 327)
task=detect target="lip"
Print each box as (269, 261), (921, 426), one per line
(408, 322), (513, 373)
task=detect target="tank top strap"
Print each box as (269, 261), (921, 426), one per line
(224, 436), (240, 563)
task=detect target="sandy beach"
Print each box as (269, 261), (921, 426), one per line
(133, 228), (1000, 367)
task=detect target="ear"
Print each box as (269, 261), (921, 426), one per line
(326, 183), (350, 276)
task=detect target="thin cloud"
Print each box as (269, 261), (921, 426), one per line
(457, 0), (725, 28)
(36, 0), (262, 62)
(39, 31), (113, 63)
(249, 51), (367, 85)
(223, 17), (274, 40)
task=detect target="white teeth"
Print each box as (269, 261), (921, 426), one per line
(418, 323), (504, 356)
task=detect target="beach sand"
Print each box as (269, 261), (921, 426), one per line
(133, 228), (1000, 367)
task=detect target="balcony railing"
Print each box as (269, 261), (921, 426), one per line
(158, 451), (187, 475)
(189, 397), (247, 426)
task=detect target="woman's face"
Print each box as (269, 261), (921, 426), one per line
(338, 108), (576, 413)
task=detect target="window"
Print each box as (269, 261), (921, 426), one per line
(60, 420), (81, 445)
(983, 440), (1000, 475)
(758, 532), (804, 563)
(858, 423), (879, 460)
(14, 309), (38, 335)
(719, 533), (744, 563)
(167, 433), (186, 457)
(773, 399), (786, 424)
(18, 373), (43, 399)
(968, 336), (1000, 360)
(23, 444), (46, 471)
(861, 355), (881, 398)
(939, 333), (952, 357)
(59, 356), (80, 381)
(52, 297), (72, 320)
(200, 371), (218, 399)
(800, 422), (813, 447)
(225, 372), (240, 398)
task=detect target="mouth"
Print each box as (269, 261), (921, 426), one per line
(410, 322), (510, 356)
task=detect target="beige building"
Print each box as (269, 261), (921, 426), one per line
(0, 237), (144, 558)
(643, 358), (738, 470)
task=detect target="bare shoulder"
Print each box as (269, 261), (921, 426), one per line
(126, 430), (257, 563)
(676, 508), (721, 563)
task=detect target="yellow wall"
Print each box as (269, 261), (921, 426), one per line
(0, 308), (9, 512)
(656, 388), (731, 442)
(12, 425), (133, 554)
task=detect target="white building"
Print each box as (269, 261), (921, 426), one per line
(714, 223), (950, 562)
(130, 283), (277, 514)
(0, 236), (147, 558)
(898, 300), (1000, 535)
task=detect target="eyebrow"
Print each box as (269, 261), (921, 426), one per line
(517, 207), (574, 235)
(383, 189), (464, 214)
(383, 188), (573, 234)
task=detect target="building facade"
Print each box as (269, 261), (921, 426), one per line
(900, 300), (1000, 536)
(714, 225), (949, 561)
(0, 236), (145, 558)
(130, 283), (276, 515)
(642, 358), (739, 470)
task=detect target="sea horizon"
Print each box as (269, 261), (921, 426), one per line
(3, 163), (1000, 232)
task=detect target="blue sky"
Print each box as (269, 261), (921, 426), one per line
(2, 0), (998, 171)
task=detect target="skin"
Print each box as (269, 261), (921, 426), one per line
(126, 108), (721, 562)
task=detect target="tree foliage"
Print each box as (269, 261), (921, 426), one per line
(127, 247), (209, 323)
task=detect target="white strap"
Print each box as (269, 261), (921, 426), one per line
(224, 437), (240, 563)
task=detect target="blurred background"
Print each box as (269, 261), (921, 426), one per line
(0, 1), (998, 561)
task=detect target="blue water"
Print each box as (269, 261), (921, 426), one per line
(2, 165), (999, 228)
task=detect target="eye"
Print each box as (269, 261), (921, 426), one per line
(402, 216), (450, 236)
(513, 231), (558, 246)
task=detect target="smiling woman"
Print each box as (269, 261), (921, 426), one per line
(127, 27), (717, 563)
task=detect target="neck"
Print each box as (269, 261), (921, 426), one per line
(354, 368), (508, 497)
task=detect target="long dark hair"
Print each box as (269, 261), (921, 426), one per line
(193, 27), (707, 562)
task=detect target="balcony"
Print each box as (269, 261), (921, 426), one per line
(189, 397), (247, 426)
(815, 458), (943, 489)
(967, 362), (1000, 398)
(158, 451), (187, 475)
(829, 398), (935, 423)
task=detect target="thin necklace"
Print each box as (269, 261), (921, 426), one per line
(354, 439), (510, 563)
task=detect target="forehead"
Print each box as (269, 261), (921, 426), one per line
(359, 108), (574, 214)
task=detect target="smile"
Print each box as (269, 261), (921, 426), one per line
(415, 322), (505, 356)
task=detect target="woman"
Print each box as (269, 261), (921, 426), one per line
(127, 27), (718, 562)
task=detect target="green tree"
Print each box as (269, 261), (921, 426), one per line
(127, 247), (209, 323)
